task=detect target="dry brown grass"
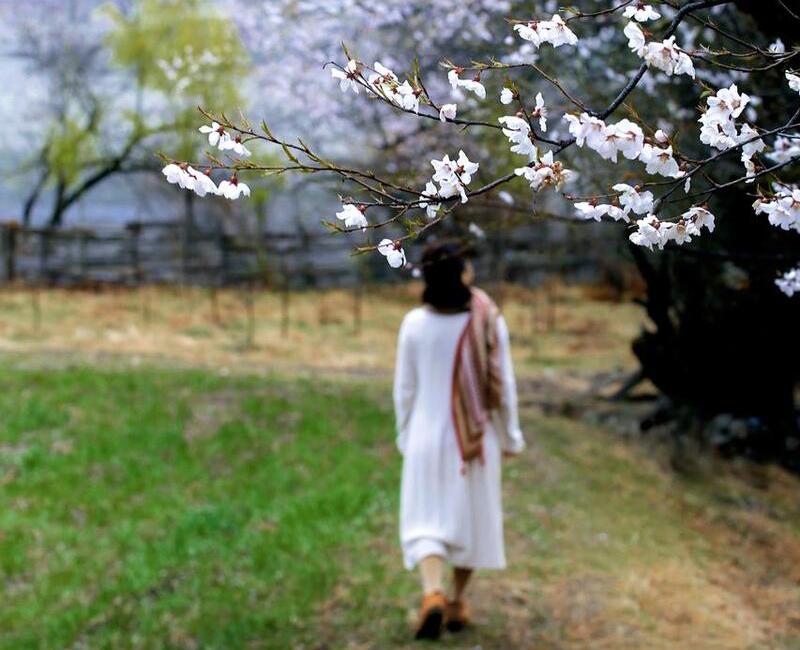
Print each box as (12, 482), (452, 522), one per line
(0, 282), (644, 376)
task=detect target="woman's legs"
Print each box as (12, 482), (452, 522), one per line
(418, 555), (445, 594)
(415, 556), (447, 639)
(452, 566), (473, 601)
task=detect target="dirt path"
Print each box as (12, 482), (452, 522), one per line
(312, 404), (800, 649)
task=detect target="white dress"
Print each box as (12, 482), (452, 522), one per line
(393, 306), (525, 570)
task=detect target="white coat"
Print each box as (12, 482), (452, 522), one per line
(393, 306), (525, 569)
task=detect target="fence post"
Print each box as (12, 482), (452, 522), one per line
(218, 231), (230, 285)
(353, 269), (363, 335)
(78, 231), (89, 283)
(39, 228), (50, 284)
(279, 252), (290, 337)
(126, 222), (142, 284)
(244, 280), (256, 348)
(181, 193), (195, 286)
(208, 286), (221, 325)
(3, 223), (18, 283)
(547, 279), (557, 333)
(30, 286), (41, 331)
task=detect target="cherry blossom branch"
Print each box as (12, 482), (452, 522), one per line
(563, 1), (636, 23)
(676, 155), (800, 203)
(159, 0), (800, 269)
(652, 109), (800, 207)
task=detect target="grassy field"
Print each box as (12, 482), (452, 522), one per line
(1, 365), (799, 649)
(1, 286), (798, 648)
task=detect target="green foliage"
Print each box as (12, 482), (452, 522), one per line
(0, 368), (396, 648)
(103, 0), (250, 160)
(45, 119), (100, 186)
(30, 0), (254, 222)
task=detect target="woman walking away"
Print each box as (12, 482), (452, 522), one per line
(393, 240), (525, 640)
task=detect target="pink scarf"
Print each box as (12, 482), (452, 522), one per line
(451, 288), (502, 464)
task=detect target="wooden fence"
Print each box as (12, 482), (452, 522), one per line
(0, 219), (608, 291)
(0, 219), (623, 344)
(0, 221), (367, 289)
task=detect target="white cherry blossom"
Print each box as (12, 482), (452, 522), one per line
(540, 14), (578, 48)
(162, 163), (187, 187)
(513, 22), (542, 47)
(368, 61), (398, 91)
(439, 103), (457, 122)
(190, 169), (219, 197)
(532, 92), (548, 132)
(513, 14), (577, 49)
(429, 150), (479, 203)
(331, 59), (360, 94)
(743, 157), (757, 181)
(786, 71), (800, 94)
(574, 201), (627, 222)
(515, 151), (572, 192)
(431, 154), (457, 186)
(629, 215), (665, 249)
(219, 136), (252, 157)
(499, 115), (537, 161)
(768, 136), (800, 164)
(448, 69), (486, 99)
(459, 78), (486, 100)
(468, 222), (486, 239)
(699, 84), (753, 153)
(218, 177), (250, 200)
(498, 191), (514, 205)
(708, 84), (750, 119)
(623, 3), (661, 23)
(613, 183), (654, 215)
(776, 267), (800, 296)
(639, 143), (682, 177)
(563, 112), (606, 149)
(682, 206), (716, 234)
(594, 128), (624, 162)
(624, 21), (646, 57)
(564, 113), (645, 163)
(419, 182), (441, 219)
(769, 39), (786, 54)
(336, 203), (368, 230)
(162, 164), (218, 197)
(378, 239), (406, 268)
(454, 150), (479, 185)
(753, 186), (800, 233)
(625, 22), (695, 79)
(699, 110), (738, 151)
(400, 80), (424, 112)
(199, 122), (227, 147)
(447, 69), (460, 90)
(500, 87), (514, 105)
(612, 119), (645, 160)
(644, 36), (695, 79)
(738, 124), (765, 163)
(628, 210), (713, 250)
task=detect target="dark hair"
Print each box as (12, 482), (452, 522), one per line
(421, 240), (472, 311)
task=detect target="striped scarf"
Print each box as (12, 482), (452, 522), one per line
(451, 287), (503, 464)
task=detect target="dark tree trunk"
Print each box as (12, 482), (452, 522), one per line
(630, 190), (800, 469)
(628, 1), (800, 470)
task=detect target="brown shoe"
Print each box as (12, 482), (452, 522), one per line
(444, 598), (470, 633)
(414, 590), (446, 640)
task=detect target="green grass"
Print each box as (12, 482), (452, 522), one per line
(0, 368), (402, 649)
(1, 365), (798, 649)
